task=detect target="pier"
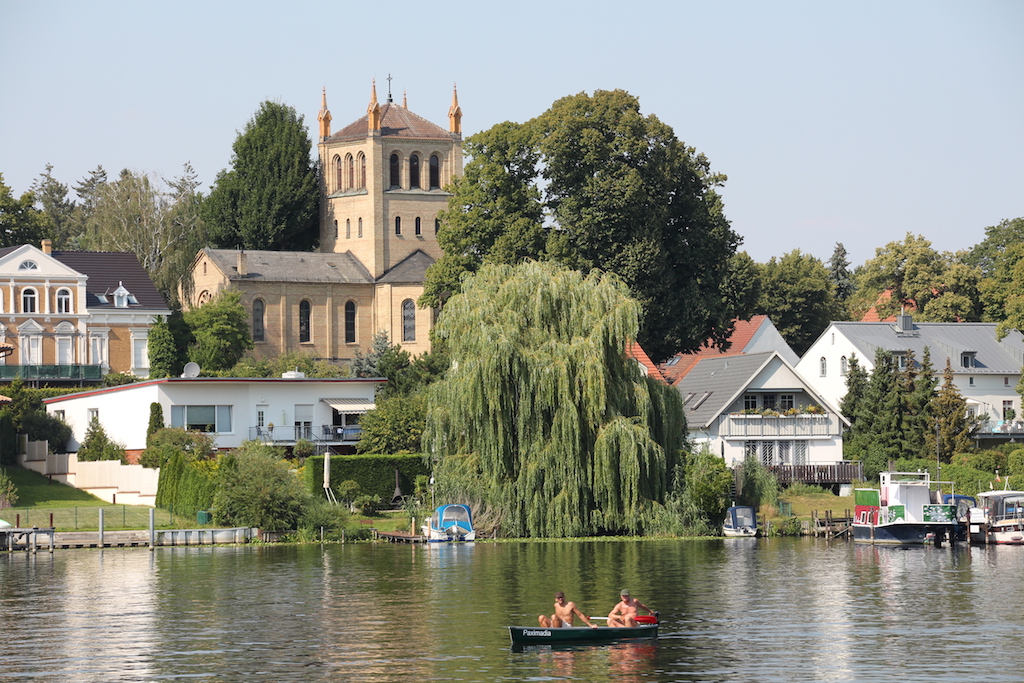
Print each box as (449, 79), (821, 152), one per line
(813, 510), (852, 538)
(375, 530), (427, 543)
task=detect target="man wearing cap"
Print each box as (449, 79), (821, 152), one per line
(607, 589), (652, 627)
(538, 591), (597, 628)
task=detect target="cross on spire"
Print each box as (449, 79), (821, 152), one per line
(386, 73), (393, 103)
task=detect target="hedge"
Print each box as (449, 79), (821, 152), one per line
(305, 454), (429, 504)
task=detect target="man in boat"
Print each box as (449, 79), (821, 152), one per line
(607, 589), (653, 627)
(538, 591), (597, 628)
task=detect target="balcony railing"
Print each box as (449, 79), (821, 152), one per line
(0, 364), (104, 380)
(767, 462), (863, 486)
(247, 424), (362, 443)
(719, 413), (841, 438)
(976, 421), (1024, 437)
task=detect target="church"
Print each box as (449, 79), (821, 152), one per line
(186, 81), (463, 364)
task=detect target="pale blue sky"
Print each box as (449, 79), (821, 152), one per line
(1, 0), (1020, 267)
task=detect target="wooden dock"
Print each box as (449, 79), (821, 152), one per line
(813, 510), (852, 538)
(1, 527), (56, 552)
(375, 530), (427, 543)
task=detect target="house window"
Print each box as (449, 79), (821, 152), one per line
(969, 377), (975, 387)
(762, 394), (778, 410)
(252, 299), (265, 342)
(794, 441), (808, 466)
(761, 441), (775, 467)
(345, 301), (356, 343)
(1006, 377), (1011, 386)
(22, 288), (37, 313)
(56, 288), (73, 314)
(19, 260), (37, 270)
(745, 441), (758, 461)
(132, 335), (148, 371)
(779, 394), (794, 411)
(88, 408), (99, 421)
(429, 154), (441, 189)
(395, 216), (402, 235)
(744, 394), (757, 410)
(840, 356), (848, 375)
(299, 300), (311, 343)
(415, 217), (421, 235)
(390, 153), (400, 188)
(410, 154), (420, 189)
(778, 440), (791, 465)
(961, 353), (975, 368)
(402, 299), (416, 342)
(896, 354), (907, 370)
(171, 405), (232, 433)
(1005, 401), (1015, 420)
(819, 357), (827, 377)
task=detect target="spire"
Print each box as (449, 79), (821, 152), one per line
(367, 79), (381, 133)
(448, 82), (462, 135)
(317, 86), (332, 140)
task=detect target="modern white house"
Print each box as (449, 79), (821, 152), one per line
(44, 374), (385, 459)
(676, 351), (849, 470)
(797, 315), (1024, 442)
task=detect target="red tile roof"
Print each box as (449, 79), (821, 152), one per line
(330, 103), (451, 141)
(626, 342), (667, 383)
(861, 289), (919, 322)
(658, 316), (768, 385)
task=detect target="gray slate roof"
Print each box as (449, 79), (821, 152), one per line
(833, 321), (1024, 373)
(376, 250), (434, 284)
(205, 249), (373, 284)
(675, 352), (777, 429)
(52, 250), (168, 310)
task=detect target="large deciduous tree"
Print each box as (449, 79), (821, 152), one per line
(202, 101), (319, 251)
(423, 260), (685, 538)
(0, 173), (46, 247)
(182, 290), (253, 372)
(423, 89), (741, 362)
(755, 249), (840, 356)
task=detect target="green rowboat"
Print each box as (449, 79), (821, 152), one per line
(508, 619), (658, 646)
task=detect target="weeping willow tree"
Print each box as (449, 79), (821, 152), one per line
(423, 261), (685, 537)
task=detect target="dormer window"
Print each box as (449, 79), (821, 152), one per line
(112, 282), (132, 308)
(961, 352), (976, 369)
(18, 260), (38, 270)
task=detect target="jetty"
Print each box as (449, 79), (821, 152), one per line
(375, 530), (426, 543)
(813, 510), (852, 538)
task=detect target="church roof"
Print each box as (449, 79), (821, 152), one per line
(329, 103), (452, 141)
(204, 249), (373, 284)
(377, 250), (435, 284)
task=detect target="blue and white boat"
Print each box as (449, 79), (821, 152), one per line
(422, 504), (475, 542)
(723, 505), (758, 537)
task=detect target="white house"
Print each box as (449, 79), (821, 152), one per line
(44, 374), (385, 459)
(676, 351), (848, 468)
(797, 315), (1024, 440)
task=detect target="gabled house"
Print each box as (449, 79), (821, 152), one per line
(677, 351), (848, 469)
(660, 316), (799, 386)
(0, 241), (170, 383)
(797, 315), (1024, 441)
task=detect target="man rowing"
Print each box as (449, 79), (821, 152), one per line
(538, 591), (597, 628)
(606, 589), (653, 627)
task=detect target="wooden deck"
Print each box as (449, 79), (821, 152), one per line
(812, 510), (852, 538)
(768, 463), (863, 486)
(375, 530), (427, 543)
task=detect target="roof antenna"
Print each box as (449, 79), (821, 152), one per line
(386, 73), (393, 103)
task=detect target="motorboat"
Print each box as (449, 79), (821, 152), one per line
(723, 505), (758, 537)
(852, 471), (960, 545)
(421, 504), (475, 542)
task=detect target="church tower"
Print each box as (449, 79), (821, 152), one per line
(317, 80), (463, 280)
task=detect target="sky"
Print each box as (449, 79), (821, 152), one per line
(1, 0), (1021, 268)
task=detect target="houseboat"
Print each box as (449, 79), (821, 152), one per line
(422, 504), (475, 542)
(968, 490), (1024, 545)
(723, 506), (758, 537)
(852, 472), (960, 545)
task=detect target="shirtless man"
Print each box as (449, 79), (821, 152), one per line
(607, 589), (652, 627)
(538, 591), (597, 628)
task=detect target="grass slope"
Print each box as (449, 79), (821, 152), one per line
(3, 466), (106, 507)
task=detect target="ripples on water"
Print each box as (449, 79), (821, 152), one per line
(2, 539), (1023, 682)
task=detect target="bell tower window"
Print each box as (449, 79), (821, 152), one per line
(410, 154), (420, 189)
(390, 154), (400, 188)
(429, 155), (440, 189)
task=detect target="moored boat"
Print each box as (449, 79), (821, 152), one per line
(968, 490), (1024, 545)
(508, 615), (658, 646)
(421, 504), (475, 542)
(852, 471), (960, 546)
(723, 505), (758, 537)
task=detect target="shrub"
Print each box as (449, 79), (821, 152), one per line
(143, 428), (217, 468)
(292, 438), (316, 461)
(305, 453), (428, 504)
(0, 467), (18, 508)
(353, 493), (381, 516)
(147, 403), (164, 444)
(77, 417), (126, 463)
(20, 410), (72, 453)
(213, 443), (309, 531)
(1007, 448), (1024, 476)
(784, 482), (828, 497)
(299, 499), (350, 539)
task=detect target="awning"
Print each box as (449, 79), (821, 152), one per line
(322, 398), (376, 413)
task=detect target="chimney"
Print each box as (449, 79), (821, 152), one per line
(237, 250), (247, 277)
(41, 239), (52, 254)
(896, 313), (913, 332)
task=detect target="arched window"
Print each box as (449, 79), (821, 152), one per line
(410, 154), (420, 189)
(358, 218), (363, 238)
(840, 356), (848, 375)
(333, 220), (338, 239)
(429, 154), (440, 189)
(819, 357), (827, 377)
(334, 156), (343, 192)
(22, 288), (37, 314)
(299, 300), (311, 343)
(359, 153), (366, 188)
(395, 216), (402, 235)
(435, 218), (440, 234)
(252, 299), (265, 342)
(56, 288), (73, 314)
(346, 219), (351, 239)
(390, 153), (400, 188)
(415, 217), (422, 236)
(402, 299), (416, 342)
(347, 154), (354, 190)
(344, 301), (356, 343)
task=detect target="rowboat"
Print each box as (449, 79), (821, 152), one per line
(508, 615), (658, 646)
(852, 471), (960, 545)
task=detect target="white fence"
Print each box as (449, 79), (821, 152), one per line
(17, 440), (159, 507)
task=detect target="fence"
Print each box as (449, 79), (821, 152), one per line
(0, 506), (182, 531)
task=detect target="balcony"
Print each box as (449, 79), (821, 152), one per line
(0, 364), (104, 381)
(976, 421), (1024, 439)
(719, 413), (841, 438)
(247, 424), (362, 444)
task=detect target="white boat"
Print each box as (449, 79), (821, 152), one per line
(723, 506), (758, 537)
(968, 490), (1024, 545)
(852, 472), (960, 545)
(421, 504), (475, 542)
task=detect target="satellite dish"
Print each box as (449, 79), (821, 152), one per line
(182, 362), (200, 378)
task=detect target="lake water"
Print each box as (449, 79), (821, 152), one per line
(2, 538), (1023, 682)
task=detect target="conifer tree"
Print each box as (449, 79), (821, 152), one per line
(905, 347), (937, 457)
(840, 353), (869, 459)
(926, 358), (975, 461)
(423, 261), (684, 537)
(858, 349), (903, 480)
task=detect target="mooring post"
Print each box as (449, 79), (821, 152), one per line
(149, 508), (155, 551)
(98, 508), (104, 548)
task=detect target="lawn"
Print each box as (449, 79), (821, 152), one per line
(3, 466), (106, 507)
